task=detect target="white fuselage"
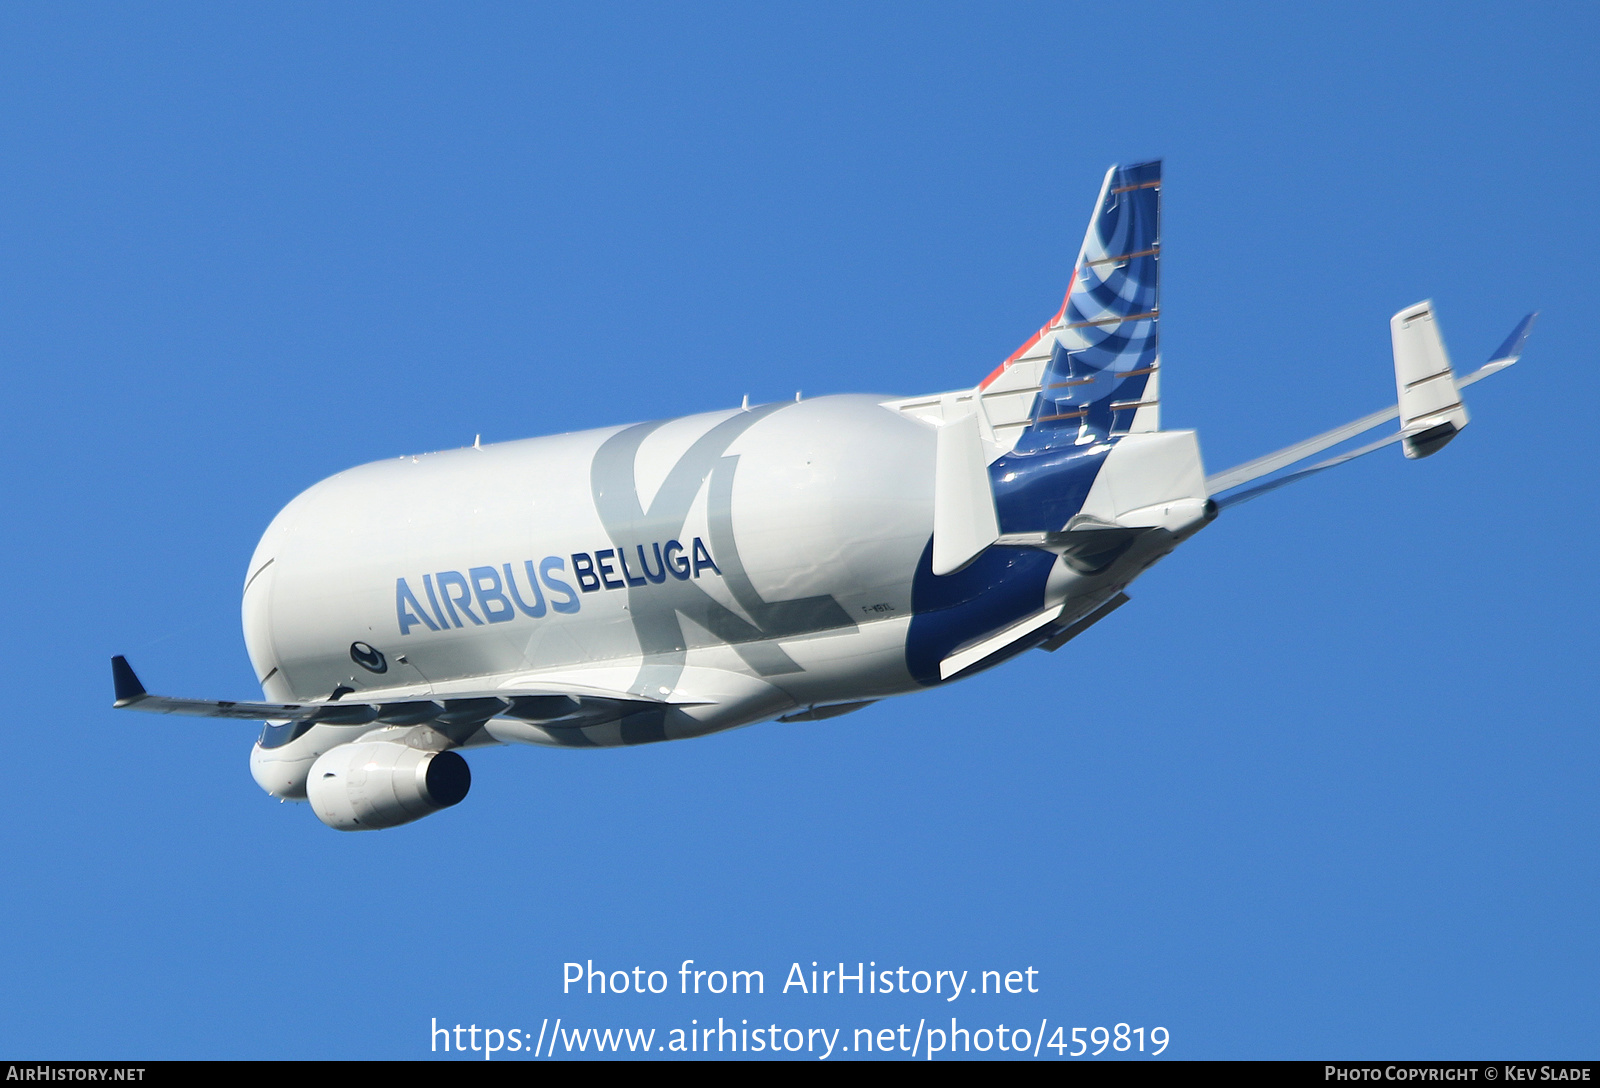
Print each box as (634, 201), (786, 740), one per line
(247, 397), (933, 732)
(244, 393), (1209, 801)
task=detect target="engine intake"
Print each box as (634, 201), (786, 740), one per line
(306, 741), (470, 831)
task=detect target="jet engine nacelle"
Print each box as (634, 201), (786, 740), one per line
(305, 741), (471, 831)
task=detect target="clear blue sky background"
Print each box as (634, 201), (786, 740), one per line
(0, 2), (1594, 1061)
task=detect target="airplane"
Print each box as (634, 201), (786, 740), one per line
(111, 160), (1536, 831)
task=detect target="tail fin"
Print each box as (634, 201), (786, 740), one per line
(982, 161), (1163, 451)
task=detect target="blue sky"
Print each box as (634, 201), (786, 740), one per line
(0, 2), (1594, 1060)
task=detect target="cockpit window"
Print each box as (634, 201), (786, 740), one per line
(258, 720), (315, 749)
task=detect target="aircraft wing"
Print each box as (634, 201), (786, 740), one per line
(110, 654), (687, 729)
(1206, 310), (1536, 508)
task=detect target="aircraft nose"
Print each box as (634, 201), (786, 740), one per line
(249, 743), (312, 801)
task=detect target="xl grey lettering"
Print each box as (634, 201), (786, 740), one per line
(590, 406), (855, 700)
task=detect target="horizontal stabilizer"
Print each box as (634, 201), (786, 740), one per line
(1040, 592), (1130, 652)
(940, 603), (1065, 680)
(1206, 311), (1536, 504)
(1211, 431), (1404, 508)
(1204, 404), (1400, 496)
(1076, 429), (1208, 532)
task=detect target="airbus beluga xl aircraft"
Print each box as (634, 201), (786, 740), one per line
(112, 160), (1536, 831)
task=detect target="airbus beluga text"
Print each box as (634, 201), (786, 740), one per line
(112, 161), (1536, 831)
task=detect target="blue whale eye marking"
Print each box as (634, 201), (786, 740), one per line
(350, 641), (388, 673)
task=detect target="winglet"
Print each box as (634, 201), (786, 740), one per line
(1455, 311), (1538, 390)
(1489, 312), (1538, 366)
(111, 655), (147, 707)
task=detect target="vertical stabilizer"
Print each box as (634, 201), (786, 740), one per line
(977, 161), (1163, 453)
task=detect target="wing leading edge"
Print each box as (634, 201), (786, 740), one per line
(110, 655), (699, 729)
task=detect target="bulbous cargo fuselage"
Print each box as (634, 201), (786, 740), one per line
(243, 395), (939, 725)
(242, 391), (1209, 815)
